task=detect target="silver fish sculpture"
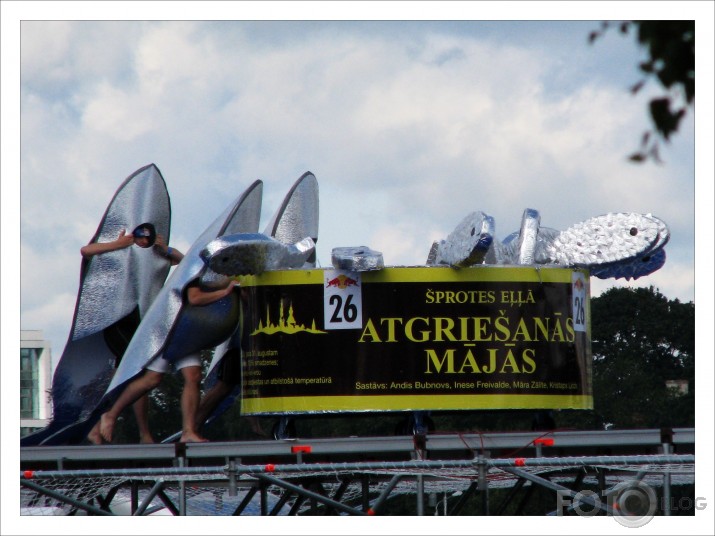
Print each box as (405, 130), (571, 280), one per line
(22, 164), (172, 446)
(331, 246), (385, 271)
(428, 211), (495, 268)
(540, 212), (668, 268)
(201, 233), (315, 275)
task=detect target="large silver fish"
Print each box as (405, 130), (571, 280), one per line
(22, 164), (172, 446)
(201, 233), (315, 276)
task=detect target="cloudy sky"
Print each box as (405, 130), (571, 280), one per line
(3, 2), (714, 533)
(11, 10), (707, 362)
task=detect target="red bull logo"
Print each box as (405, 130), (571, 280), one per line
(326, 274), (359, 289)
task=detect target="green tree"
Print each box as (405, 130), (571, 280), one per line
(590, 21), (695, 163)
(590, 286), (694, 428)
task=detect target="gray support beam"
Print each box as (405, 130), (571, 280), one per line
(20, 428), (696, 466)
(662, 442), (672, 516)
(502, 466), (617, 516)
(369, 474), (403, 514)
(19, 453), (694, 480)
(21, 479), (113, 516)
(416, 474), (424, 516)
(254, 473), (367, 516)
(232, 486), (258, 516)
(133, 479), (166, 516)
(156, 489), (180, 515)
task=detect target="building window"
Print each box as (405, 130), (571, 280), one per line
(20, 347), (40, 419)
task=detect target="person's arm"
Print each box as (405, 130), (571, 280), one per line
(80, 230), (134, 259)
(153, 235), (184, 266)
(186, 280), (238, 306)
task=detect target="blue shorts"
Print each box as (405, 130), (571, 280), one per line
(146, 352), (201, 373)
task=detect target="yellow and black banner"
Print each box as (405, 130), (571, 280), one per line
(237, 266), (592, 414)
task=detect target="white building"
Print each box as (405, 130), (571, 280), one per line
(20, 330), (53, 437)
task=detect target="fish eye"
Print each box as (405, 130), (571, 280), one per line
(629, 227), (638, 236)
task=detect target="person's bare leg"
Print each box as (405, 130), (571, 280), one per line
(195, 381), (231, 430)
(132, 394), (154, 444)
(179, 366), (208, 443)
(100, 370), (163, 443)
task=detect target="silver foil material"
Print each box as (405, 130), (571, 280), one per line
(433, 211), (495, 267)
(263, 172), (319, 268)
(23, 164), (173, 445)
(514, 208), (541, 265)
(105, 180), (263, 395)
(202, 233), (316, 275)
(541, 213), (667, 267)
(331, 246), (385, 271)
(73, 164), (171, 340)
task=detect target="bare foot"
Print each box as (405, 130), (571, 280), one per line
(139, 434), (155, 444)
(87, 422), (103, 445)
(180, 431), (209, 443)
(99, 413), (116, 443)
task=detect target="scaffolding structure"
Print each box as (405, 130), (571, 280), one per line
(20, 428), (695, 516)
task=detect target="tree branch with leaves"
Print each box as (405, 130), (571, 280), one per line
(590, 21), (695, 163)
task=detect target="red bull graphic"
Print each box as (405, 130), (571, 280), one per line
(326, 274), (359, 289)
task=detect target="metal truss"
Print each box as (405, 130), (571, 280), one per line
(20, 428), (695, 516)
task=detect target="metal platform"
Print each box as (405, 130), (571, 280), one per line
(20, 428), (695, 516)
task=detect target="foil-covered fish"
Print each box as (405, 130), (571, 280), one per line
(331, 246), (385, 271)
(202, 233), (315, 275)
(21, 164), (172, 446)
(429, 211), (495, 267)
(541, 213), (668, 268)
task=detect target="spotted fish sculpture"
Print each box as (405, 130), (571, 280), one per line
(428, 209), (669, 280)
(21, 164), (172, 446)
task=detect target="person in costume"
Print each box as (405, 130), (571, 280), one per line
(84, 223), (183, 444)
(94, 275), (239, 443)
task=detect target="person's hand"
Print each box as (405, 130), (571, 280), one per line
(221, 279), (240, 298)
(115, 229), (135, 249)
(153, 234), (169, 255)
